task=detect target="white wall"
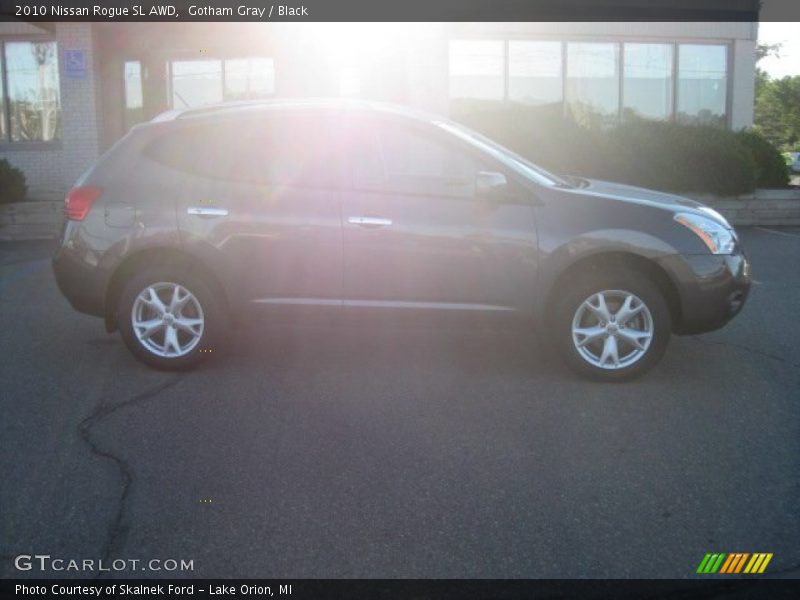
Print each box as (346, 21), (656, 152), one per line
(731, 38), (757, 129)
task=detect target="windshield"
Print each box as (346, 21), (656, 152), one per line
(434, 120), (571, 188)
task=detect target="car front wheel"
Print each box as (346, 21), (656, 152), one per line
(118, 267), (221, 370)
(554, 267), (671, 381)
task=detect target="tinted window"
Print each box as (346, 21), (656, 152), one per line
(449, 40), (505, 101)
(508, 41), (563, 106)
(566, 42), (620, 126)
(224, 58), (275, 100)
(623, 43), (673, 121)
(171, 60), (223, 108)
(144, 115), (342, 188)
(353, 121), (482, 198)
(169, 58), (275, 109)
(677, 45), (727, 125)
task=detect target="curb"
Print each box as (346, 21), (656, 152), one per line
(0, 201), (63, 242)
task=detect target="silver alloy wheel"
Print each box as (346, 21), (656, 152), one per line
(131, 282), (204, 358)
(571, 289), (654, 370)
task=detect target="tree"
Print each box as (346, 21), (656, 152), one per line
(754, 42), (779, 99)
(754, 42), (800, 151)
(755, 76), (800, 150)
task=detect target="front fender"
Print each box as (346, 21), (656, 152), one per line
(533, 228), (680, 321)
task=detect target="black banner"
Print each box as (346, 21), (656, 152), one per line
(4, 0), (799, 23)
(3, 579), (800, 600)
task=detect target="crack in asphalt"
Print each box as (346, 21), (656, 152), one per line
(690, 336), (800, 369)
(77, 376), (185, 573)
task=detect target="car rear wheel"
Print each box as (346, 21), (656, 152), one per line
(118, 267), (221, 370)
(553, 267), (671, 381)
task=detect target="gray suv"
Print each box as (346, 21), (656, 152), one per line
(53, 100), (750, 381)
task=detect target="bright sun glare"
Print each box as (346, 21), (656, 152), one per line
(299, 23), (412, 95)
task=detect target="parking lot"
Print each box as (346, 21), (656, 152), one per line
(1, 227), (798, 579)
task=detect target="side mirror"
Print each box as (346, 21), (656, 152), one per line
(476, 171), (508, 199)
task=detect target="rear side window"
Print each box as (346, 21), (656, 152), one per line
(143, 114), (342, 189)
(351, 120), (483, 198)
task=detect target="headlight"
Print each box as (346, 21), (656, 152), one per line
(674, 212), (735, 254)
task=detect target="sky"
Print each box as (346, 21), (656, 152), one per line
(758, 22), (800, 79)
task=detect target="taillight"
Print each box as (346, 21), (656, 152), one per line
(64, 186), (103, 221)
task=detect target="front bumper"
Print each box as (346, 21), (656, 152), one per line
(656, 250), (751, 335)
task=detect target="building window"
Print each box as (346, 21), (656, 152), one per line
(170, 60), (223, 108)
(449, 40), (505, 101)
(224, 57), (275, 100)
(448, 38), (730, 128)
(623, 43), (674, 121)
(169, 57), (275, 109)
(123, 60), (144, 131)
(508, 41), (562, 106)
(1, 40), (61, 143)
(566, 42), (620, 126)
(677, 44), (727, 125)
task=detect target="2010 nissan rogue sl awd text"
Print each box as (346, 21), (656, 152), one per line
(52, 100), (751, 381)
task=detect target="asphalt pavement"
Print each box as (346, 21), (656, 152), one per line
(1, 228), (798, 579)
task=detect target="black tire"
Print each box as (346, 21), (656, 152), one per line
(552, 266), (671, 382)
(117, 265), (223, 370)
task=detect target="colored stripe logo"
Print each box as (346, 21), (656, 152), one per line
(696, 553), (773, 574)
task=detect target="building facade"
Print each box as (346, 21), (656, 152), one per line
(0, 21), (757, 200)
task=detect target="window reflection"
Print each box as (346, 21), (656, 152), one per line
(678, 45), (727, 125)
(449, 40), (505, 101)
(623, 44), (673, 121)
(508, 41), (562, 106)
(566, 43), (620, 127)
(4, 41), (61, 142)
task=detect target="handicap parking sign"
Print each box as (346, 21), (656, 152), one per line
(64, 49), (87, 79)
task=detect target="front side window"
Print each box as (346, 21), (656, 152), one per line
(3, 41), (61, 142)
(353, 121), (483, 198)
(623, 43), (673, 121)
(449, 40), (505, 101)
(566, 42), (620, 126)
(677, 44), (727, 125)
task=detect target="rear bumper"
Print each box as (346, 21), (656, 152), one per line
(656, 250), (751, 335)
(52, 244), (107, 318)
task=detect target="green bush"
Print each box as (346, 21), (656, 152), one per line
(0, 158), (27, 204)
(602, 121), (755, 196)
(450, 100), (788, 195)
(735, 130), (789, 188)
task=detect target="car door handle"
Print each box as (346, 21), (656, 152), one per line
(187, 207), (229, 217)
(348, 216), (392, 228)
